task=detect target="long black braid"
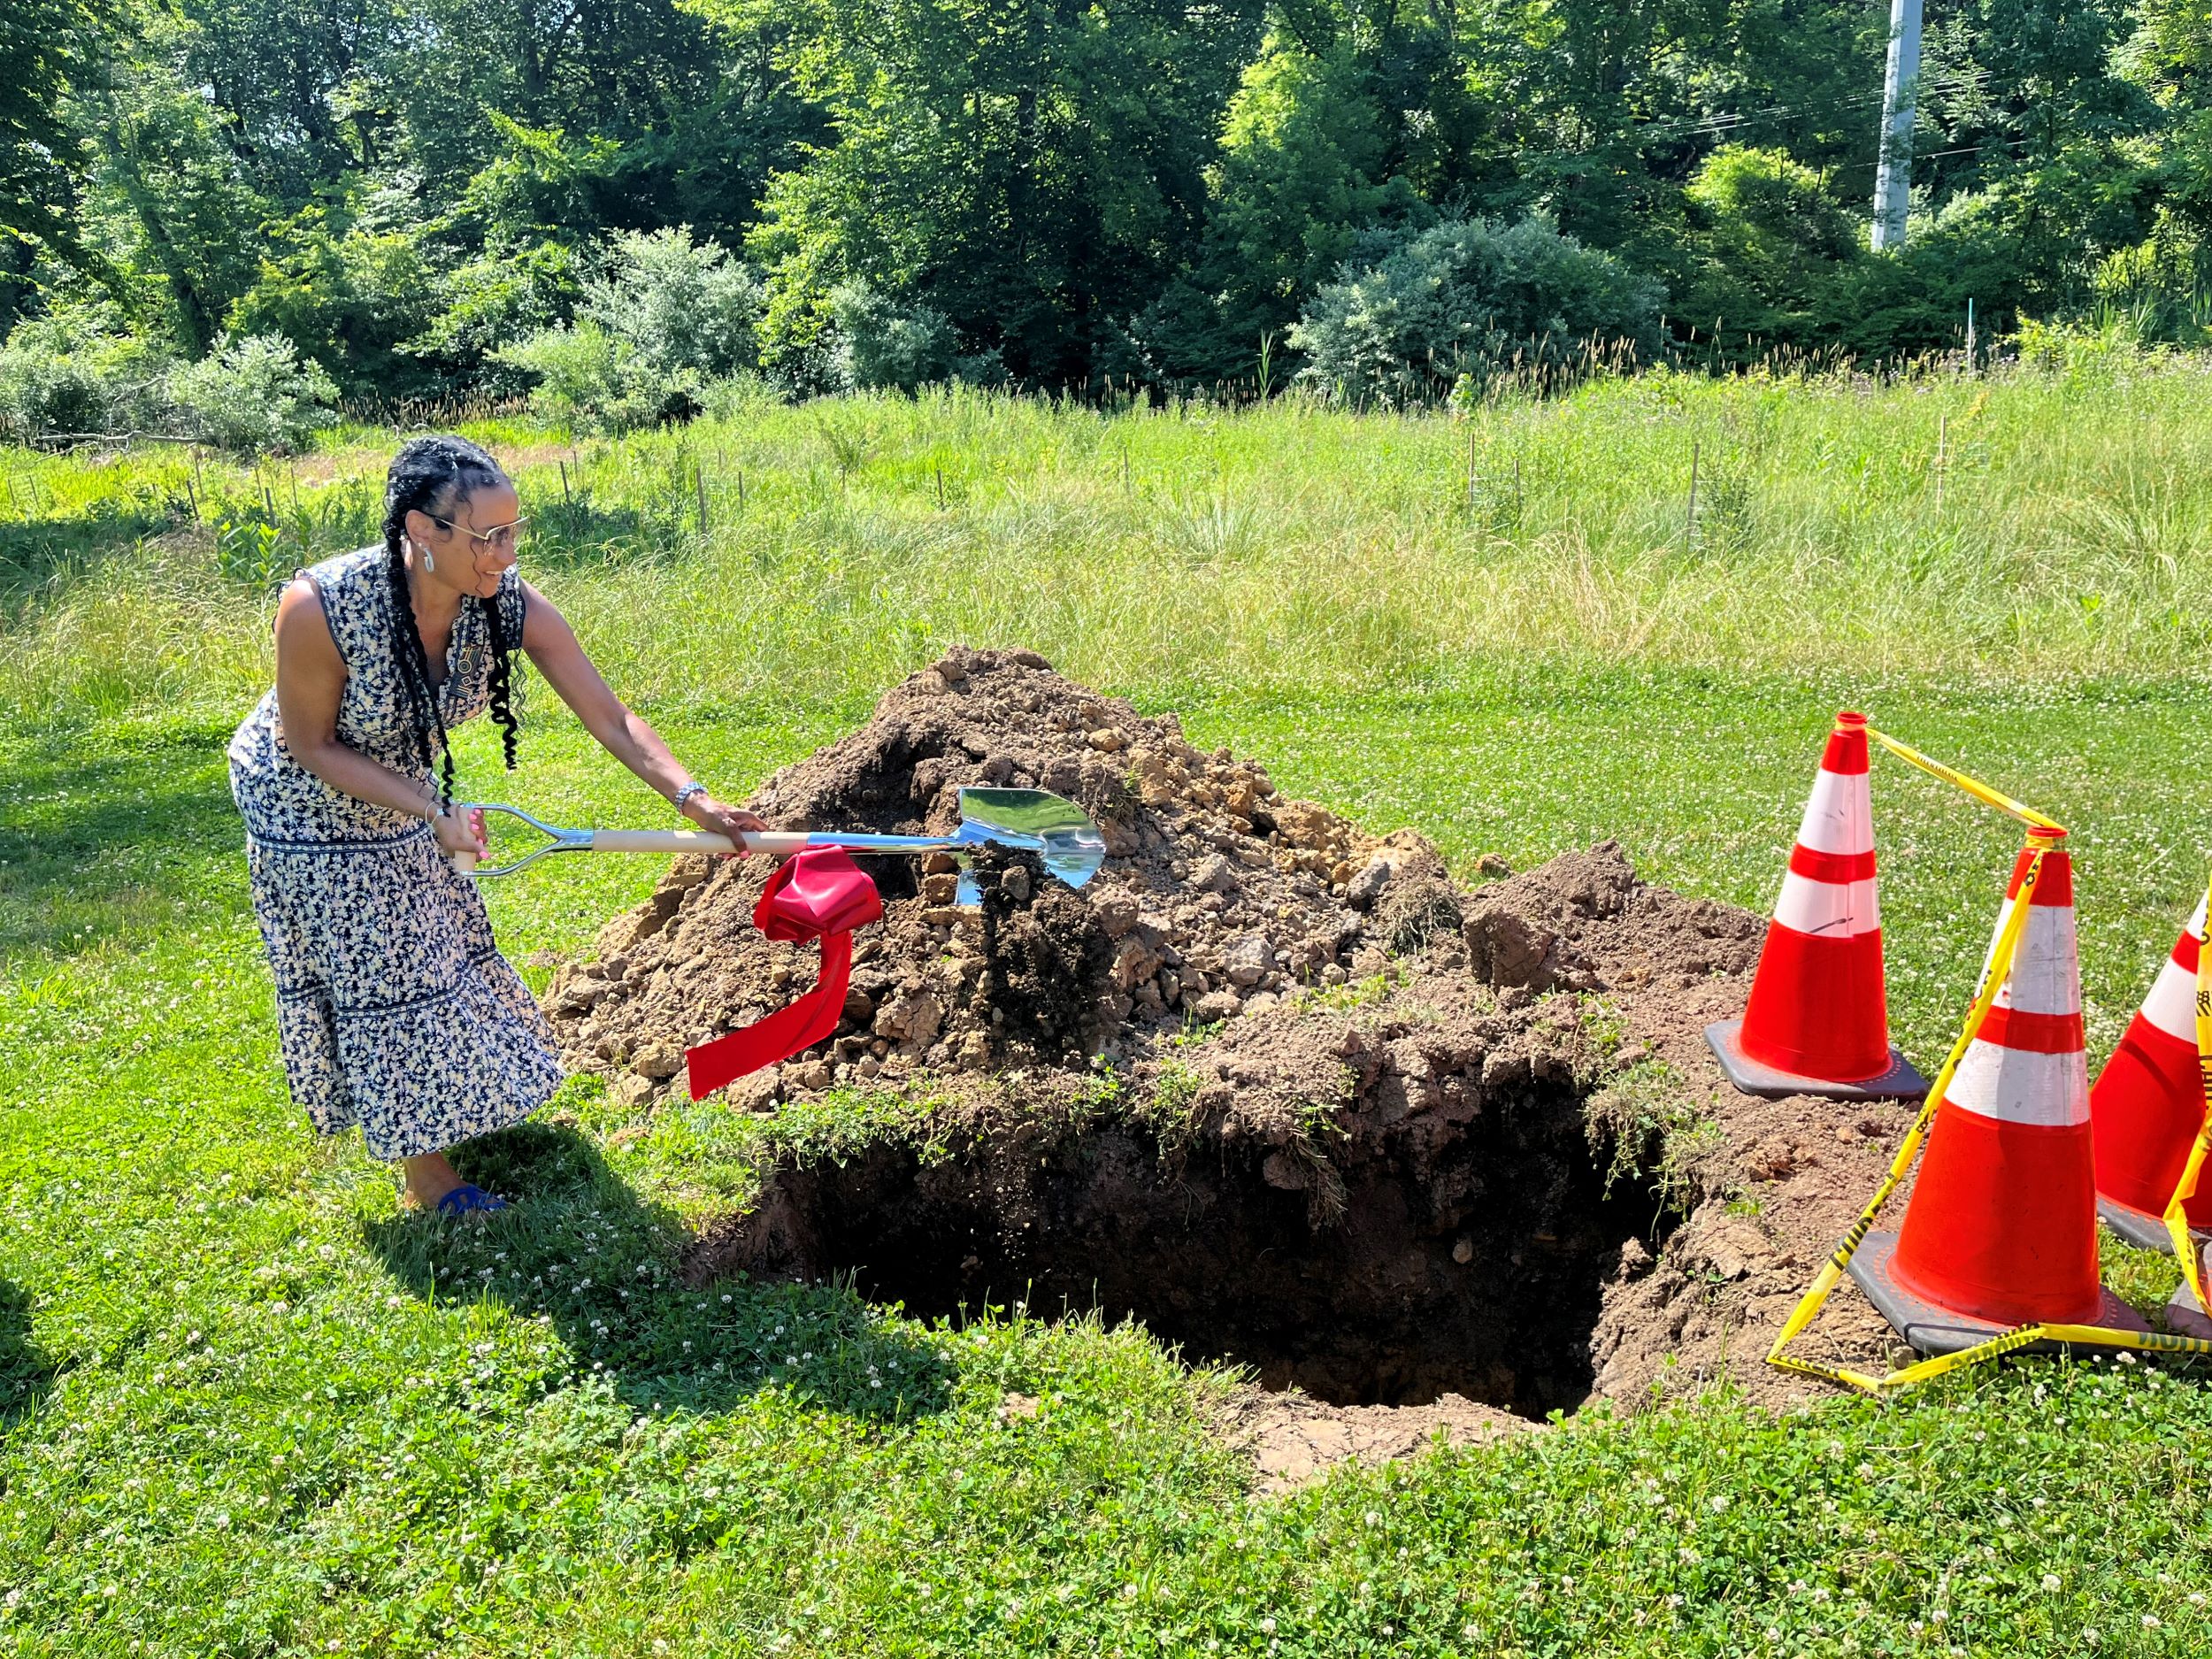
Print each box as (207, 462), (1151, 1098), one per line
(380, 435), (523, 807)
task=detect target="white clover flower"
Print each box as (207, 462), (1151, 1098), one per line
(2042, 1575), (2062, 1592)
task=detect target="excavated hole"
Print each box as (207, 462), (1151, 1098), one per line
(751, 1079), (1681, 1417)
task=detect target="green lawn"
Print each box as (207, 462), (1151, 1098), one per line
(8, 369), (2212, 1654)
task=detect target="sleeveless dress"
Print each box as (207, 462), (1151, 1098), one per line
(227, 545), (564, 1162)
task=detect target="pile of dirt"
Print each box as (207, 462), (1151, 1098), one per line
(546, 645), (1471, 1105)
(544, 649), (1918, 1469)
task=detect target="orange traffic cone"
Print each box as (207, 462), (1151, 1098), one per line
(1849, 828), (2147, 1351)
(2090, 897), (2211, 1250)
(1707, 711), (1927, 1101)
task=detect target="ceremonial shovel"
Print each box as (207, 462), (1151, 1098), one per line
(451, 786), (1108, 900)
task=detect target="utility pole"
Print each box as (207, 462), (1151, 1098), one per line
(1870, 0), (1923, 251)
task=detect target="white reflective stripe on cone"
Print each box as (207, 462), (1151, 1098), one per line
(2136, 895), (2208, 1044)
(1990, 906), (2082, 1018)
(1772, 871), (1879, 939)
(1944, 1037), (2090, 1127)
(1793, 768), (1874, 856)
(1975, 895), (2020, 987)
(2139, 953), (2198, 1044)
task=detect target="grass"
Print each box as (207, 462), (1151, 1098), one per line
(8, 362), (2212, 1652)
(8, 357), (2212, 725)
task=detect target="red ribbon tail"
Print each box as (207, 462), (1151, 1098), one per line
(686, 932), (854, 1101)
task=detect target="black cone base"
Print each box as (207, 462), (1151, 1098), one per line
(2097, 1194), (2193, 1254)
(1705, 1019), (1929, 1102)
(2165, 1281), (2212, 1341)
(1847, 1230), (2150, 1357)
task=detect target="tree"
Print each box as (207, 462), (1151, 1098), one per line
(0, 0), (127, 316)
(81, 36), (271, 355)
(744, 0), (1264, 389)
(1125, 39), (1424, 385)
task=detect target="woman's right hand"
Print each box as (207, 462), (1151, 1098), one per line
(433, 805), (487, 862)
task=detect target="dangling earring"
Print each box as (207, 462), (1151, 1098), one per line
(411, 534), (435, 575)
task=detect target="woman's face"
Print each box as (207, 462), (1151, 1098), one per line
(415, 480), (524, 600)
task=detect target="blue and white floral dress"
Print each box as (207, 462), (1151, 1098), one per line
(227, 545), (563, 1162)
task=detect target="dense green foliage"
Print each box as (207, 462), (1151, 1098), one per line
(10, 369), (2212, 1649)
(4, 0), (2211, 433)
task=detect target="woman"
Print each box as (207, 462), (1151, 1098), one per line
(227, 434), (763, 1215)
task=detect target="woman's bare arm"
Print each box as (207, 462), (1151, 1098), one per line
(272, 580), (483, 856)
(517, 582), (764, 844)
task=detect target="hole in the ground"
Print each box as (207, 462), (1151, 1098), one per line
(740, 1079), (1682, 1417)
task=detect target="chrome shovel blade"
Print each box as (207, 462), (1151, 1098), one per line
(950, 787), (1107, 889)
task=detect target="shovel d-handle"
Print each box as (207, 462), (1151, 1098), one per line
(589, 828), (812, 856)
(445, 805), (480, 876)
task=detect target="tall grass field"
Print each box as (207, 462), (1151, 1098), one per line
(7, 361), (2212, 1654)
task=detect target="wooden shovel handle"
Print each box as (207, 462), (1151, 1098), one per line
(590, 828), (812, 856)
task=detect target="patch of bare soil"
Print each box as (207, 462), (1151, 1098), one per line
(542, 649), (1916, 1486)
(1212, 1386), (1530, 1496)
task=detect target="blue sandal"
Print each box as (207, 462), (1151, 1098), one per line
(434, 1183), (508, 1217)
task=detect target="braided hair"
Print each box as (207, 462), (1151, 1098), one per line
(380, 434), (523, 807)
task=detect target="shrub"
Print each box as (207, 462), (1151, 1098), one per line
(164, 334), (339, 454)
(406, 241), (581, 389)
(1290, 216), (1663, 406)
(497, 319), (688, 433)
(0, 316), (178, 442)
(582, 227), (762, 380)
(828, 282), (956, 393)
(227, 219), (442, 399)
(498, 227), (763, 430)
(1663, 146), (1863, 356)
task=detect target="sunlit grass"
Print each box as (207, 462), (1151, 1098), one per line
(10, 364), (2212, 1653)
(6, 358), (2212, 726)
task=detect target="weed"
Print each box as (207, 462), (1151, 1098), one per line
(1591, 1056), (1724, 1217)
(1294, 969), (1402, 1013)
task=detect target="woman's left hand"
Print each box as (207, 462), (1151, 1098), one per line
(682, 793), (767, 857)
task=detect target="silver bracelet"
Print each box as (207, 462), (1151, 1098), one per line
(672, 780), (707, 814)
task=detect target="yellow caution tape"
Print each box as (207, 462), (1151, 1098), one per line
(1765, 849), (2212, 1391)
(2162, 874), (2212, 1315)
(1864, 727), (2063, 832)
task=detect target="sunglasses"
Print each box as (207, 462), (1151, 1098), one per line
(429, 514), (528, 556)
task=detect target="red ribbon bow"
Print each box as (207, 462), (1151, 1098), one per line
(685, 846), (884, 1101)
